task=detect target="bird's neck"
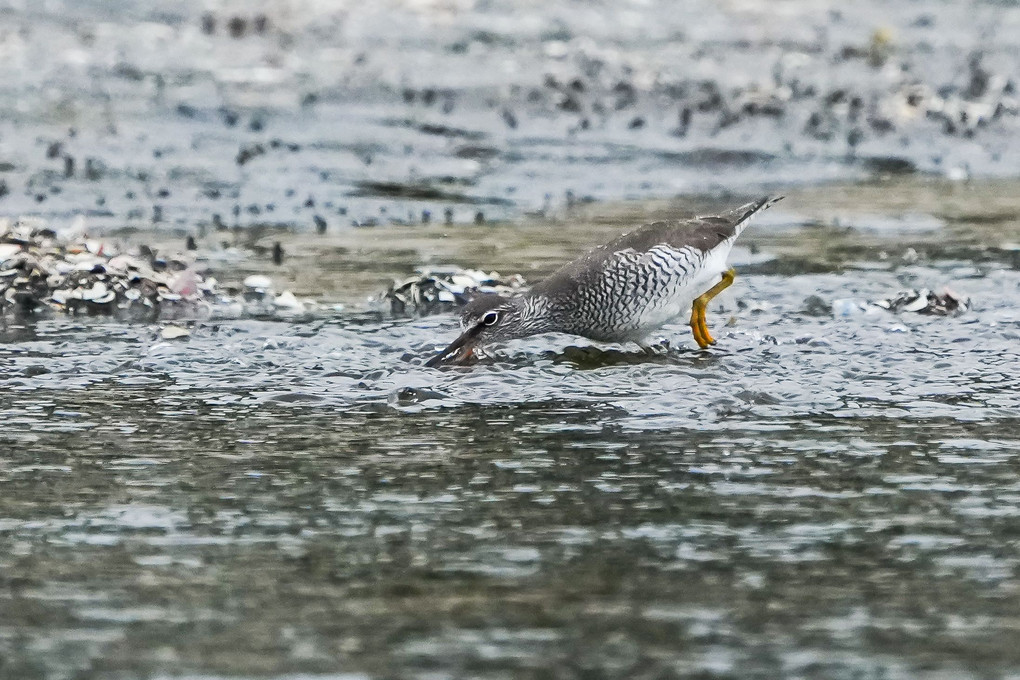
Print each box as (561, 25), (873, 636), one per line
(511, 294), (559, 338)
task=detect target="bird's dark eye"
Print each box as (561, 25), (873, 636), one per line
(482, 311), (500, 326)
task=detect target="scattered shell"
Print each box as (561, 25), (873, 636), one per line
(272, 290), (306, 312)
(872, 288), (969, 316)
(0, 243), (22, 261)
(1, 218), (316, 321)
(381, 267), (527, 316)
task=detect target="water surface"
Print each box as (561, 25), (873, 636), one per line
(2, 181), (1020, 679)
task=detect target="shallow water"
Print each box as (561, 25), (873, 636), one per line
(3, 182), (1020, 678)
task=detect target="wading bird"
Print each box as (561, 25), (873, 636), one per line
(426, 195), (782, 366)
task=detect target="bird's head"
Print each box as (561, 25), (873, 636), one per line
(425, 294), (545, 367)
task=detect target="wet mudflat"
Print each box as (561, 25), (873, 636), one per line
(4, 0), (1020, 231)
(2, 180), (1020, 679)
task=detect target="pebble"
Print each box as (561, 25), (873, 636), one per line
(160, 326), (191, 340)
(243, 275), (273, 290)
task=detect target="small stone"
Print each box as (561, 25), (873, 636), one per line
(243, 275), (273, 290)
(802, 295), (831, 316)
(273, 290), (302, 310)
(160, 326), (190, 340)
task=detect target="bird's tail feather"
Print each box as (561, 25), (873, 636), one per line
(731, 194), (784, 237)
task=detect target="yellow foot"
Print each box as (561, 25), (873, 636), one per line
(689, 303), (712, 348)
(689, 268), (736, 349)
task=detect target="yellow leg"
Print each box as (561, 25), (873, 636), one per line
(689, 268), (736, 348)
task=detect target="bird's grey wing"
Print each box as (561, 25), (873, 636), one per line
(529, 227), (708, 301)
(625, 195), (782, 254)
(529, 195), (781, 300)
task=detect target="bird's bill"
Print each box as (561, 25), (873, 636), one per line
(424, 323), (483, 367)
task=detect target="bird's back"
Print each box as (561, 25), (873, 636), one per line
(528, 196), (779, 341)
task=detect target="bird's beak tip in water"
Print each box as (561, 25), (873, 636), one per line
(424, 324), (483, 367)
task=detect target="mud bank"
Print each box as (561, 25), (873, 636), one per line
(1, 0), (1019, 235)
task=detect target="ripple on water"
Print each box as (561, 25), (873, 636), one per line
(1, 264), (1019, 679)
(1, 268), (1018, 423)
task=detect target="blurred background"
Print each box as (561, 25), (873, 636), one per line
(2, 0), (1017, 231)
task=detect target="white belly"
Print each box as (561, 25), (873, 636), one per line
(626, 244), (732, 340)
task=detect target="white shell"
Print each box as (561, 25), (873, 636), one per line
(243, 274), (273, 290)
(0, 243), (22, 261)
(160, 326), (191, 340)
(81, 282), (108, 301)
(272, 290), (301, 309)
